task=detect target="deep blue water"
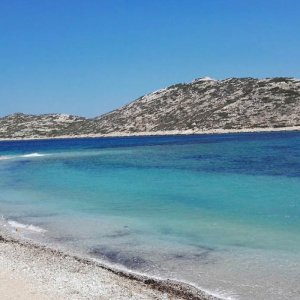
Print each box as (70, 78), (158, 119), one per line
(0, 132), (300, 300)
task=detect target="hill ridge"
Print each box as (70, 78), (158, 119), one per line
(1, 77), (300, 139)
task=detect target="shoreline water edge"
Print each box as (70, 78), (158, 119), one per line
(0, 126), (299, 142)
(1, 129), (299, 299)
(0, 220), (221, 300)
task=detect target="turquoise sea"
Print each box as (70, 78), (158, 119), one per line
(0, 132), (300, 299)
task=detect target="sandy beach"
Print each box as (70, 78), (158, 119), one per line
(0, 228), (218, 300)
(0, 126), (300, 142)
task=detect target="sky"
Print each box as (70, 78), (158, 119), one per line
(0, 0), (300, 117)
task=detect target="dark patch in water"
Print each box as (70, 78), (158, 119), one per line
(183, 154), (222, 160)
(172, 244), (215, 264)
(172, 250), (211, 262)
(194, 250), (211, 261)
(53, 236), (76, 243)
(159, 226), (175, 235)
(103, 230), (130, 238)
(173, 254), (185, 259)
(89, 246), (149, 269)
(231, 242), (247, 248)
(194, 244), (215, 252)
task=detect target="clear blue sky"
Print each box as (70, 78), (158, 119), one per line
(1, 0), (299, 117)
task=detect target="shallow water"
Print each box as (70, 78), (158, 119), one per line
(0, 132), (300, 299)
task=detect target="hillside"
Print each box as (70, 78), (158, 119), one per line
(0, 113), (87, 139)
(1, 77), (300, 139)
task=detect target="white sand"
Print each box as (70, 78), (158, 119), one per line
(0, 126), (299, 141)
(0, 270), (51, 300)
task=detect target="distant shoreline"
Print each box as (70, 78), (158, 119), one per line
(0, 126), (300, 141)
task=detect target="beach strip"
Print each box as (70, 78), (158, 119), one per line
(0, 230), (218, 300)
(0, 126), (299, 142)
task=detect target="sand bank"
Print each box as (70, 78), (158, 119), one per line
(0, 126), (299, 141)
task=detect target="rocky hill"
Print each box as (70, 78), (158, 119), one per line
(1, 77), (300, 139)
(0, 113), (88, 139)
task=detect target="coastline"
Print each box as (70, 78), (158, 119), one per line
(0, 226), (219, 300)
(1, 127), (299, 300)
(0, 126), (300, 141)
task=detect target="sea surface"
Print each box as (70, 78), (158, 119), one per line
(0, 132), (300, 299)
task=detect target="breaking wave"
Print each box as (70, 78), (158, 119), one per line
(21, 153), (45, 158)
(0, 156), (11, 160)
(7, 220), (47, 233)
(0, 152), (46, 161)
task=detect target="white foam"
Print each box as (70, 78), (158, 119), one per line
(8, 220), (47, 233)
(0, 153), (46, 161)
(21, 153), (45, 158)
(0, 156), (11, 160)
